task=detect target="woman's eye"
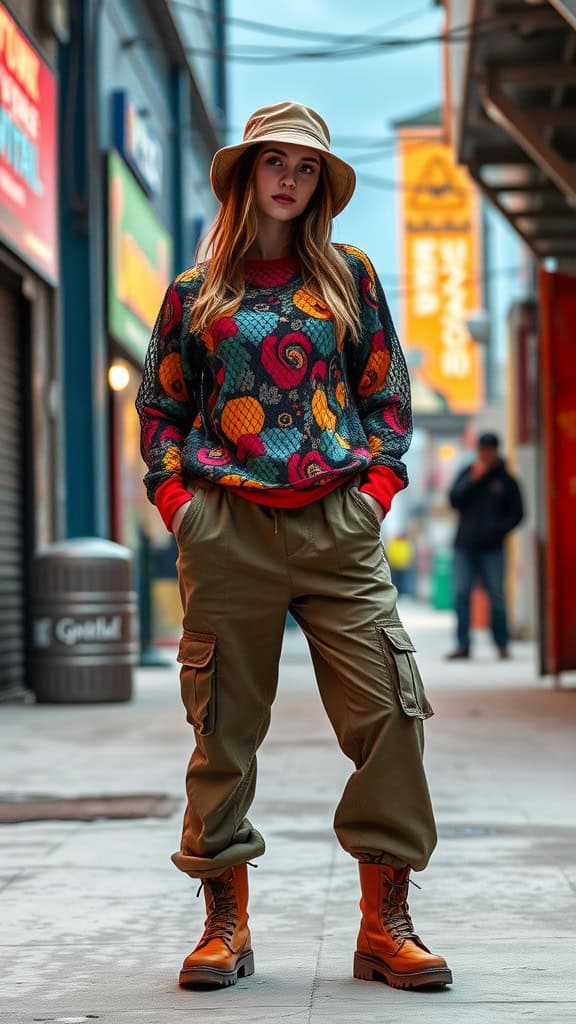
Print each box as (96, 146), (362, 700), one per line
(266, 156), (282, 166)
(300, 165), (316, 175)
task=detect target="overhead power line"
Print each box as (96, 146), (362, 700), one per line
(168, 1), (434, 45)
(126, 13), (513, 65)
(179, 27), (500, 64)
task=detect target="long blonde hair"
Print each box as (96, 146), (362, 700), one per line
(189, 146), (360, 344)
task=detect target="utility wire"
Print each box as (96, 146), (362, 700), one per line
(126, 13), (512, 65)
(177, 27), (502, 64)
(168, 1), (435, 45)
(333, 138), (443, 164)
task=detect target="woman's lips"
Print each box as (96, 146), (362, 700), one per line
(272, 194), (296, 205)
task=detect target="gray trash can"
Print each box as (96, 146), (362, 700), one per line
(31, 538), (138, 703)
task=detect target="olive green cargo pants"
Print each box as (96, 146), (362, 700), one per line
(172, 478), (437, 880)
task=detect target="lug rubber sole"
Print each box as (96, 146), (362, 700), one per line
(354, 951), (452, 990)
(179, 949), (255, 989)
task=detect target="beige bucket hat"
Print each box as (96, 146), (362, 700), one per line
(210, 101), (356, 216)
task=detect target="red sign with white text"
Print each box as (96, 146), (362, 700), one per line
(0, 3), (58, 283)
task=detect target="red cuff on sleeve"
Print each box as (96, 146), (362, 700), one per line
(358, 465), (405, 515)
(154, 476), (193, 532)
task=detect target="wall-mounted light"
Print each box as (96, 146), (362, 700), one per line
(108, 362), (131, 392)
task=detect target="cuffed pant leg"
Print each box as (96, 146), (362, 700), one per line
(287, 484), (437, 872)
(172, 485), (289, 879)
(300, 634), (436, 870)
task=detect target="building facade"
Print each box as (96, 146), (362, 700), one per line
(0, 0), (224, 698)
(0, 1), (61, 697)
(441, 0), (576, 675)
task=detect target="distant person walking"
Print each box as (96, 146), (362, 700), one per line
(446, 432), (523, 660)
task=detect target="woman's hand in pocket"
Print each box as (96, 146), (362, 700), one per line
(171, 499), (193, 541)
(357, 490), (385, 524)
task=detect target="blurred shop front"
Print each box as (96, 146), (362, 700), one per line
(107, 139), (172, 550)
(58, 0), (222, 651)
(441, 0), (576, 679)
(0, 2), (62, 697)
(106, 140), (180, 644)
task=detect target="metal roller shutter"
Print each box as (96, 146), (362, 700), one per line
(0, 283), (25, 697)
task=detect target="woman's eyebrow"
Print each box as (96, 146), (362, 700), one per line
(262, 147), (320, 164)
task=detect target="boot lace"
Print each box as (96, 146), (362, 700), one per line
(196, 875), (238, 944)
(380, 874), (419, 944)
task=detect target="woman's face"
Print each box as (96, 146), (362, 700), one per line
(253, 143), (321, 222)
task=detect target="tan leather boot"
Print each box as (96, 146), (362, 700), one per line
(354, 864), (452, 989)
(179, 864), (254, 988)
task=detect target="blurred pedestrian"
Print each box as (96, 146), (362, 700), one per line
(137, 101), (451, 994)
(387, 532), (414, 596)
(446, 432), (524, 660)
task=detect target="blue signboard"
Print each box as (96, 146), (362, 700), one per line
(112, 90), (163, 197)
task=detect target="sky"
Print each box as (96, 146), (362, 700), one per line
(227, 0), (446, 321)
(227, 0), (525, 369)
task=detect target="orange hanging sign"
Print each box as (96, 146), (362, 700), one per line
(398, 128), (483, 414)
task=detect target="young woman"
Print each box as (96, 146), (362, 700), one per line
(136, 101), (452, 993)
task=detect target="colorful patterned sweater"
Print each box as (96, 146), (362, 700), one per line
(136, 244), (413, 531)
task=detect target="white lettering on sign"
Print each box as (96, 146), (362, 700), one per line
(55, 616), (123, 646)
(0, 67), (38, 138)
(113, 91), (163, 196)
(0, 8), (40, 101)
(412, 237), (439, 317)
(126, 103), (162, 194)
(0, 164), (25, 205)
(439, 239), (471, 379)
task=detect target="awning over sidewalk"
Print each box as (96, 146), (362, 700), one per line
(444, 0), (576, 264)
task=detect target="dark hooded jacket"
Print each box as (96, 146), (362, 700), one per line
(449, 458), (524, 552)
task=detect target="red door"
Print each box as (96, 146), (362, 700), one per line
(539, 269), (576, 674)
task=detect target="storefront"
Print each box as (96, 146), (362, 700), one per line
(442, 0), (576, 677)
(0, 2), (60, 697)
(54, 0), (222, 654)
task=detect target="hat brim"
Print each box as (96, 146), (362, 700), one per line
(210, 132), (356, 216)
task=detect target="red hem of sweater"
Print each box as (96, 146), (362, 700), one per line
(155, 464), (405, 532)
(155, 477), (193, 532)
(225, 474), (347, 508)
(359, 465), (405, 512)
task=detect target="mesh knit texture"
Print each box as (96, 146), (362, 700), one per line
(136, 244), (412, 504)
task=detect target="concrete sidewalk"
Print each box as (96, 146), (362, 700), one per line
(1, 600), (575, 1023)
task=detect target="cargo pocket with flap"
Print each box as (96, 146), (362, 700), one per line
(376, 620), (433, 720)
(177, 631), (217, 735)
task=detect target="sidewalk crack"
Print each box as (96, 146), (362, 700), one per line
(307, 843), (338, 1024)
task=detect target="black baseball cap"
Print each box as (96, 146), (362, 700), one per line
(477, 432), (500, 448)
